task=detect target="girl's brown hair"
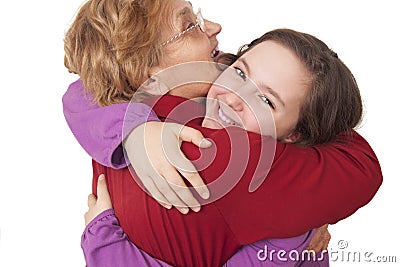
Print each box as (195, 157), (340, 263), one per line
(64, 0), (172, 106)
(218, 28), (363, 146)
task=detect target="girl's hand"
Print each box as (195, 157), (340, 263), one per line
(84, 174), (113, 226)
(307, 224), (331, 253)
(124, 122), (212, 214)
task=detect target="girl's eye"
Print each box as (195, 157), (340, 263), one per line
(259, 95), (275, 109)
(234, 67), (247, 81)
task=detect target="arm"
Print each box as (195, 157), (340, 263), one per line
(82, 209), (170, 267)
(62, 79), (159, 169)
(124, 122), (212, 213)
(63, 81), (211, 211)
(190, 128), (382, 244)
(84, 175), (328, 267)
(82, 175), (170, 267)
(83, 210), (329, 267)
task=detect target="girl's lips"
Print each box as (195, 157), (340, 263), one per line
(218, 107), (234, 125)
(216, 103), (240, 127)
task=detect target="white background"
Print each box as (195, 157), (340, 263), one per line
(0, 0), (399, 266)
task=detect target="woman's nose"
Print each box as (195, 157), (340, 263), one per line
(204, 19), (222, 38)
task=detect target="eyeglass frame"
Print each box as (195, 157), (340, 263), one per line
(161, 8), (205, 46)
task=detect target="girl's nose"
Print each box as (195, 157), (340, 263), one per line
(220, 91), (243, 112)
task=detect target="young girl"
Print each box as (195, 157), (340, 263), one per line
(81, 28), (368, 267)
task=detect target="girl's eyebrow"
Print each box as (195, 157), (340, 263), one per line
(238, 58), (286, 107)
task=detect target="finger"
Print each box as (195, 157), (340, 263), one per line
(97, 174), (111, 203)
(157, 200), (173, 210)
(312, 241), (323, 254)
(133, 163), (174, 210)
(84, 211), (91, 226)
(161, 136), (210, 199)
(307, 224), (329, 250)
(139, 174), (173, 210)
(179, 126), (212, 148)
(179, 169), (209, 199)
(307, 232), (322, 251)
(322, 232), (331, 251)
(150, 172), (191, 214)
(311, 231), (329, 253)
(322, 240), (329, 251)
(161, 167), (202, 212)
(87, 194), (97, 207)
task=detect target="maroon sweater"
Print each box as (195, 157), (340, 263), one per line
(92, 95), (382, 267)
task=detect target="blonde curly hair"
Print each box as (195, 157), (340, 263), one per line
(64, 0), (172, 106)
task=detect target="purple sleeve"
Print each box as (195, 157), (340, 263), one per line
(82, 209), (329, 266)
(62, 79), (159, 169)
(225, 230), (329, 267)
(81, 209), (171, 267)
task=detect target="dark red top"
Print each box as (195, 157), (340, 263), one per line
(92, 95), (382, 267)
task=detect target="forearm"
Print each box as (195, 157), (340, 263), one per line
(81, 209), (170, 267)
(82, 210), (323, 267)
(247, 131), (382, 239)
(62, 79), (159, 168)
(273, 131), (382, 224)
(182, 128), (382, 243)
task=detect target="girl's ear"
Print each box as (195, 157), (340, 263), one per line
(282, 131), (301, 143)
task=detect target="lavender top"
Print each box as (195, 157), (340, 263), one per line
(82, 209), (330, 267)
(62, 79), (159, 168)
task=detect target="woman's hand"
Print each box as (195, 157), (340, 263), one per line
(307, 224), (331, 253)
(124, 122), (212, 214)
(84, 174), (113, 226)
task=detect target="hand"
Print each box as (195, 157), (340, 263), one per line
(307, 224), (331, 253)
(84, 174), (113, 226)
(123, 121), (212, 214)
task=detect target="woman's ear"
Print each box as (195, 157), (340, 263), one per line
(282, 131), (301, 143)
(148, 66), (163, 78)
(141, 66), (170, 96)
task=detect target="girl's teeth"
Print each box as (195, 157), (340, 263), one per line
(218, 108), (233, 125)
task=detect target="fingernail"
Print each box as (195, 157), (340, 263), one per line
(179, 207), (189, 214)
(165, 204), (172, 209)
(192, 206), (201, 212)
(201, 190), (210, 199)
(99, 174), (105, 181)
(200, 138), (212, 148)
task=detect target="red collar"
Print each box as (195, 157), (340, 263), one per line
(143, 95), (206, 126)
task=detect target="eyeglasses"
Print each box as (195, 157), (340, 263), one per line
(161, 8), (205, 46)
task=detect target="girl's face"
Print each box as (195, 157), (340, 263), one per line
(150, 0), (222, 99)
(203, 41), (311, 142)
